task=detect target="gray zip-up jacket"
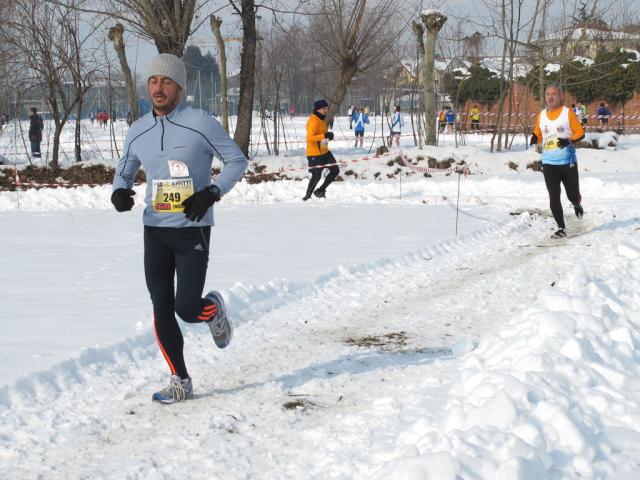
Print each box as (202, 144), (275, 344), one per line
(112, 103), (248, 227)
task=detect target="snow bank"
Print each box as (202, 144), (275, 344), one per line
(585, 131), (619, 149)
(372, 240), (640, 479)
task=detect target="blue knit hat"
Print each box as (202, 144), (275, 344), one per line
(313, 99), (329, 111)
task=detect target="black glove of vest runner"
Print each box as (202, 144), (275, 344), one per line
(529, 133), (538, 146)
(111, 188), (136, 212)
(182, 185), (221, 222)
(557, 137), (571, 149)
(325, 131), (334, 141)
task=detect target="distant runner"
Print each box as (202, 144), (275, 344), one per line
(530, 83), (585, 239)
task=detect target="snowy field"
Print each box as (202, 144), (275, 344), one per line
(1, 118), (640, 479)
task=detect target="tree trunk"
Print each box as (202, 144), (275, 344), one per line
(492, 30), (509, 152)
(46, 87), (60, 169)
(412, 21), (425, 148)
(210, 15), (229, 133)
(273, 76), (281, 156)
(233, 0), (257, 157)
(52, 123), (62, 170)
(327, 60), (358, 125)
(149, 1), (196, 57)
(421, 12), (447, 146)
(75, 97), (82, 162)
(538, 50), (545, 102)
(108, 24), (139, 122)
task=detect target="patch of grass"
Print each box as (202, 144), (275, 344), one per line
(344, 331), (409, 350)
(283, 398), (317, 411)
(526, 160), (542, 172)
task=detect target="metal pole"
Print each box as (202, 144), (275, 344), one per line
(13, 92), (20, 209)
(455, 172), (461, 236)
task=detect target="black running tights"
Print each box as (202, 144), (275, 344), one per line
(542, 163), (581, 229)
(144, 226), (211, 379)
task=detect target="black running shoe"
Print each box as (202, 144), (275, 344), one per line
(550, 228), (567, 239)
(313, 188), (326, 198)
(574, 204), (584, 219)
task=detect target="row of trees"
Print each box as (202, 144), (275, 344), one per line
(442, 49), (640, 111)
(0, 0), (414, 166)
(1, 0), (639, 164)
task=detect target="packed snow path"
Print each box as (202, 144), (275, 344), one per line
(2, 201), (640, 479)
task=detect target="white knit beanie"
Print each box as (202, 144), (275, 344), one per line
(147, 53), (187, 90)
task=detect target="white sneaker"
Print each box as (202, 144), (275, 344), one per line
(152, 375), (193, 404)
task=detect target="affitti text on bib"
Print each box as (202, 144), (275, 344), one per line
(152, 178), (195, 212)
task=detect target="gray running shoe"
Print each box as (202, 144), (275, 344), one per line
(550, 228), (567, 239)
(152, 375), (193, 404)
(204, 291), (233, 348)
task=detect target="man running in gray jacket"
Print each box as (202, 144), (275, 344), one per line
(112, 53), (248, 404)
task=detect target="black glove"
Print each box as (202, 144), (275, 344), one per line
(111, 188), (136, 212)
(529, 133), (538, 146)
(325, 131), (334, 140)
(182, 185), (221, 222)
(557, 138), (571, 149)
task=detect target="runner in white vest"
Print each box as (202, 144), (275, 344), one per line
(389, 105), (404, 147)
(530, 83), (585, 239)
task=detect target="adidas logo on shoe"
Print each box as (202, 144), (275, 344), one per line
(197, 299), (217, 321)
(204, 291), (233, 348)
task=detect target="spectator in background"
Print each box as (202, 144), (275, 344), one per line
(126, 111), (133, 127)
(445, 106), (456, 133)
(437, 107), (446, 133)
(28, 107), (44, 159)
(350, 106), (370, 148)
(576, 101), (587, 126)
(289, 105), (295, 118)
(90, 111), (96, 126)
(597, 102), (611, 127)
(388, 105), (404, 147)
(470, 105), (480, 132)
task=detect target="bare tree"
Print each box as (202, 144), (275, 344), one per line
(230, 0), (257, 157)
(101, 0), (197, 56)
(1, 0), (100, 167)
(421, 10), (448, 145)
(308, 0), (403, 124)
(210, 15), (229, 133)
(108, 23), (138, 123)
(411, 21), (425, 148)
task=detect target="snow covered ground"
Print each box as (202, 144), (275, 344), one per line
(1, 120), (640, 479)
